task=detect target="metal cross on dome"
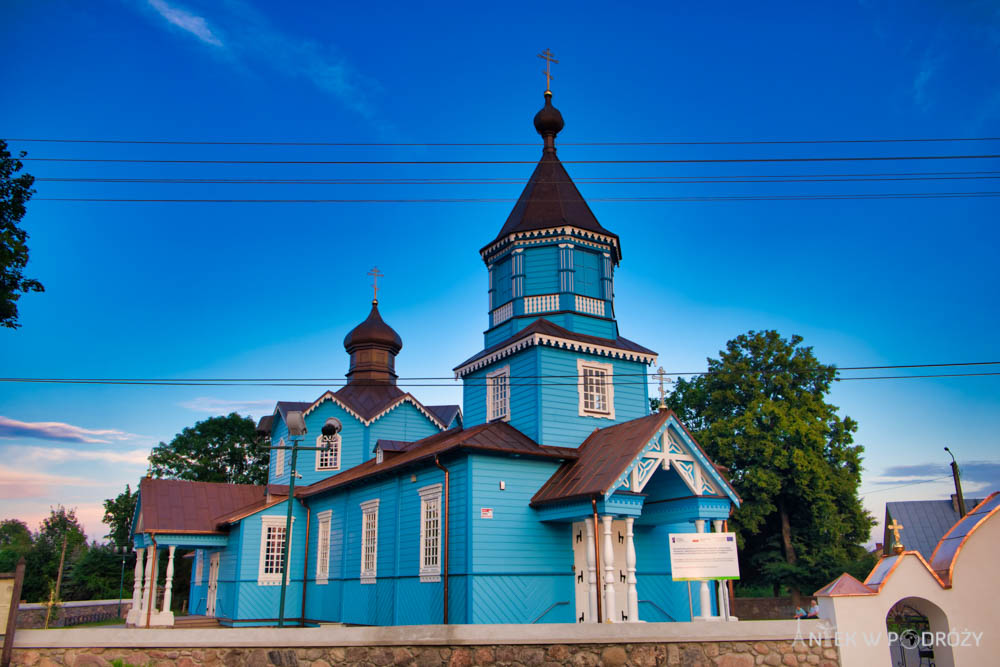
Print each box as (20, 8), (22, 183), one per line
(538, 48), (559, 93)
(368, 266), (384, 303)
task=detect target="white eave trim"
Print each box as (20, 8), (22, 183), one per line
(454, 333), (657, 378)
(481, 225), (621, 262)
(302, 391), (448, 430)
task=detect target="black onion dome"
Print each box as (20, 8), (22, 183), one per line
(343, 301), (403, 354)
(533, 92), (564, 137)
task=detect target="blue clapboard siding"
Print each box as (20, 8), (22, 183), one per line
(523, 245), (559, 295)
(461, 347), (538, 438)
(467, 454), (574, 623)
(573, 248), (601, 299)
(537, 346), (650, 448)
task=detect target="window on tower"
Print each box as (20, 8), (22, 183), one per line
(577, 359), (615, 419)
(486, 365), (510, 422)
(316, 433), (341, 471)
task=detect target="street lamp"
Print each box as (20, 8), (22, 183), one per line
(116, 545), (130, 619)
(944, 446), (966, 518)
(276, 412), (342, 627)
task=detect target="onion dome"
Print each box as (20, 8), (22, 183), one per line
(343, 300), (402, 383)
(533, 92), (564, 152)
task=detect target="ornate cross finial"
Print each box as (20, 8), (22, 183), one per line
(537, 48), (559, 93)
(367, 266), (384, 304)
(656, 367), (667, 409)
(888, 519), (904, 554)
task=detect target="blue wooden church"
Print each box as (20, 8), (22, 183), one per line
(127, 87), (741, 628)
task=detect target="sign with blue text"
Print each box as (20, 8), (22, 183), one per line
(668, 533), (740, 581)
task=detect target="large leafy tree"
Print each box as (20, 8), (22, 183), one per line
(1, 139), (43, 329)
(103, 484), (138, 546)
(149, 412), (267, 485)
(20, 507), (88, 602)
(665, 330), (873, 602)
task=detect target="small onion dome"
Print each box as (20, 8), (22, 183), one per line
(343, 300), (403, 355)
(533, 91), (564, 138)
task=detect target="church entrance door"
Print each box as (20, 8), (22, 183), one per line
(206, 552), (220, 617)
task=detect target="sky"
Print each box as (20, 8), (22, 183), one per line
(1, 0), (998, 545)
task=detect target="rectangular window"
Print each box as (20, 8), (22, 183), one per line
(315, 510), (332, 584)
(577, 359), (615, 419)
(418, 484), (443, 582)
(258, 516), (294, 585)
(315, 434), (341, 471)
(360, 499), (379, 584)
(486, 365), (510, 422)
(275, 439), (285, 478)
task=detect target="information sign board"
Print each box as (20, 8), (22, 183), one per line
(668, 532), (740, 581)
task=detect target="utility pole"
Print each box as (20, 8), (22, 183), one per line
(944, 447), (966, 517)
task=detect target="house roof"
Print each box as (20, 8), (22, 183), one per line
(300, 421), (577, 498)
(885, 497), (985, 561)
(454, 318), (656, 373)
(136, 477), (267, 534)
(929, 491), (1000, 586)
(482, 152), (621, 260)
(427, 404), (461, 428)
(256, 415), (273, 434)
(331, 383), (406, 421)
(530, 409), (739, 506)
(814, 573), (875, 597)
(275, 401), (313, 423)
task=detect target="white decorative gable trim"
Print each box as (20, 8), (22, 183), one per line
(481, 225), (620, 262)
(302, 391), (447, 430)
(454, 333), (657, 378)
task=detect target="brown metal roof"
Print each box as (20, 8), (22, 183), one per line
(137, 477), (267, 534)
(300, 421), (577, 498)
(454, 318), (656, 371)
(427, 405), (461, 428)
(332, 383), (405, 421)
(256, 414), (273, 434)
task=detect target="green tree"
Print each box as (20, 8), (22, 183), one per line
(103, 484), (138, 547)
(665, 330), (874, 603)
(0, 518), (34, 573)
(0, 139), (43, 329)
(64, 543), (131, 601)
(21, 507), (88, 602)
(149, 412), (268, 485)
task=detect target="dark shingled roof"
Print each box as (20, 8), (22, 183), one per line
(454, 318), (656, 372)
(427, 405), (461, 428)
(885, 497), (985, 561)
(256, 415), (273, 434)
(276, 401), (313, 423)
(301, 421), (577, 498)
(332, 383), (406, 421)
(483, 153), (621, 259)
(137, 477), (266, 534)
(532, 409), (739, 506)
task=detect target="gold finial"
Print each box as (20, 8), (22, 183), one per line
(537, 48), (559, 94)
(656, 367), (667, 410)
(888, 518), (904, 554)
(367, 266), (384, 304)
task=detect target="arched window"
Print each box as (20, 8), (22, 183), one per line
(316, 433), (341, 471)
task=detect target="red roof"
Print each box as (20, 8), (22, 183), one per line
(814, 572), (875, 597)
(137, 477), (267, 534)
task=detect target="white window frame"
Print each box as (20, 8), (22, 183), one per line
(360, 499), (380, 584)
(315, 510), (332, 585)
(258, 515), (294, 585)
(274, 438), (285, 478)
(418, 484), (443, 583)
(376, 446), (384, 464)
(194, 549), (203, 585)
(577, 358), (615, 419)
(486, 365), (510, 422)
(315, 434), (341, 471)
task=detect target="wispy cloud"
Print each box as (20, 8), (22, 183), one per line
(179, 396), (274, 415)
(0, 416), (142, 444)
(14, 446), (150, 467)
(147, 0), (223, 47)
(0, 465), (108, 499)
(881, 460), (1000, 489)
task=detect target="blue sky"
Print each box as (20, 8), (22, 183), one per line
(1, 0), (998, 544)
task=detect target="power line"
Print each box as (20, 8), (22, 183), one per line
(20, 154), (1000, 165)
(860, 475), (954, 496)
(32, 192), (1000, 203)
(8, 137), (1000, 147)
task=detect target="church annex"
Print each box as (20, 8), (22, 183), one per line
(128, 85), (741, 628)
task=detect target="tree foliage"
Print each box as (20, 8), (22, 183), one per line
(103, 484), (138, 547)
(665, 330), (874, 598)
(0, 138), (43, 329)
(149, 412), (267, 485)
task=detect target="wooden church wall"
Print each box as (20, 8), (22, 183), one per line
(467, 454), (574, 624)
(523, 245), (559, 295)
(461, 349), (539, 437)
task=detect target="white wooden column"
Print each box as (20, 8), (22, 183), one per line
(694, 519), (715, 620)
(585, 518), (598, 623)
(625, 517), (638, 622)
(162, 545), (176, 613)
(713, 519), (733, 620)
(127, 547), (144, 625)
(602, 515), (616, 622)
(140, 546), (155, 619)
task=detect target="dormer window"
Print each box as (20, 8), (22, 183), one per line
(486, 365), (510, 422)
(577, 359), (615, 419)
(316, 434), (341, 471)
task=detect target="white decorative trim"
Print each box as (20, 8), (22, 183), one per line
(360, 499), (380, 584)
(577, 358), (615, 420)
(455, 334), (656, 378)
(575, 295), (606, 316)
(315, 434), (341, 471)
(525, 294), (559, 314)
(481, 225), (621, 262)
(274, 439), (285, 479)
(418, 484), (443, 583)
(486, 365), (510, 422)
(257, 516), (294, 586)
(315, 510), (332, 585)
(491, 301), (513, 326)
(303, 391), (447, 430)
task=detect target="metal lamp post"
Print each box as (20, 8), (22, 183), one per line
(944, 446), (966, 518)
(116, 545), (129, 619)
(276, 412), (342, 627)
